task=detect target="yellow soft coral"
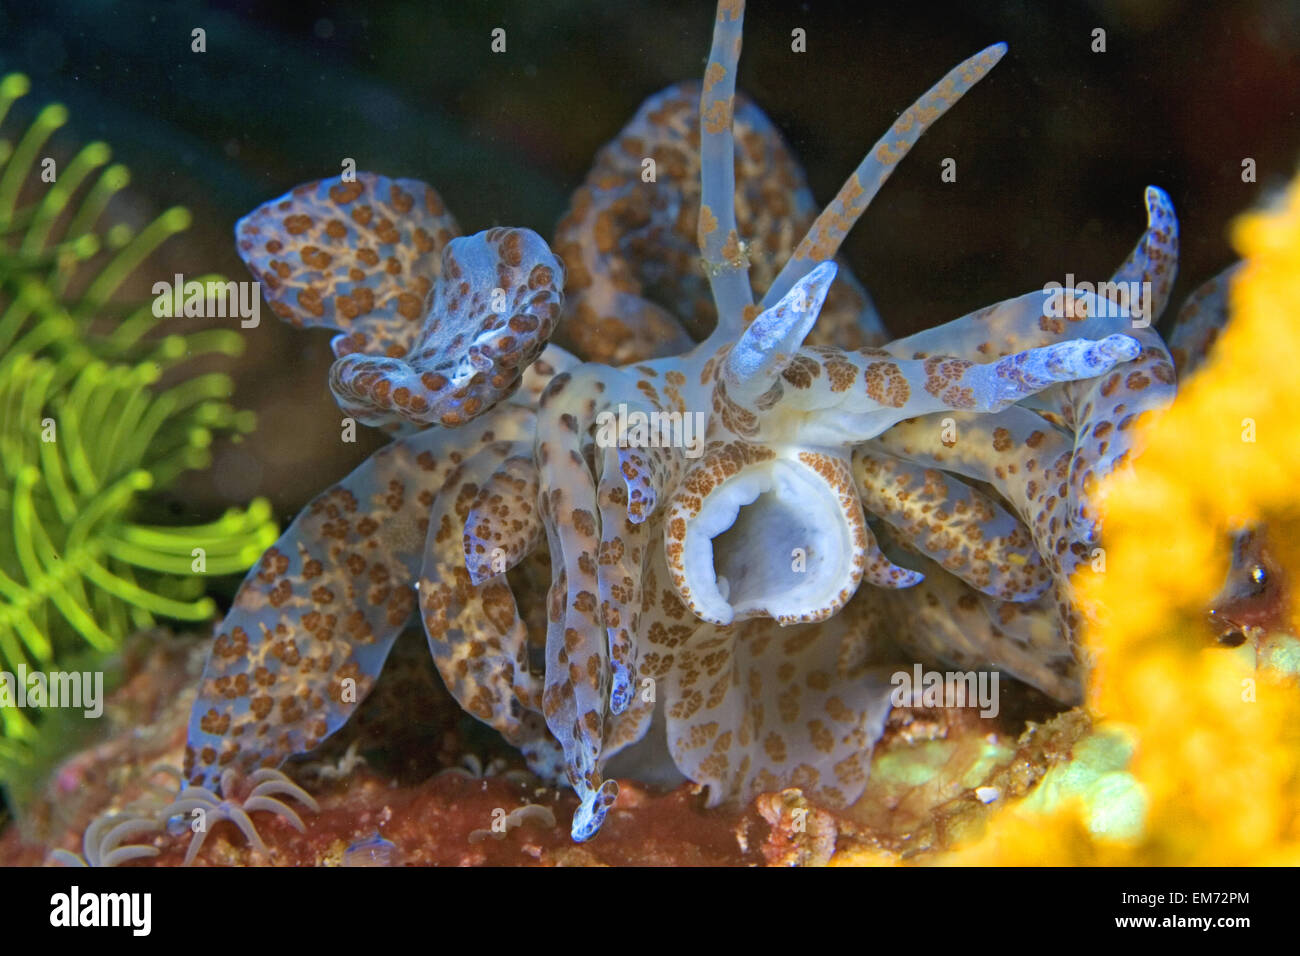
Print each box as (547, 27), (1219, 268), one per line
(940, 171), (1300, 866)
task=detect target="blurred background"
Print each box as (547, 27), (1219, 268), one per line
(1, 0), (1297, 547)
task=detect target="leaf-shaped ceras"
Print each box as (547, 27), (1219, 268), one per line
(331, 229), (565, 428)
(184, 410), (535, 788)
(552, 82), (882, 366)
(236, 172), (565, 429)
(236, 172), (458, 355)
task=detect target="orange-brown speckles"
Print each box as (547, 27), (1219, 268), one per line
(329, 181), (364, 205)
(283, 214), (313, 235)
(824, 356), (857, 393)
(698, 205), (718, 240)
(702, 98), (733, 135)
(864, 361), (910, 407)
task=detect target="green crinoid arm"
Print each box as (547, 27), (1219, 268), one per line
(0, 73), (280, 787)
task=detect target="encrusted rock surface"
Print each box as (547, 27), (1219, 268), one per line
(0, 630), (1087, 867)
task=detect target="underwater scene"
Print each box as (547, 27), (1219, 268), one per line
(1, 0), (1299, 879)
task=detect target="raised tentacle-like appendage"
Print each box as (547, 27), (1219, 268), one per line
(763, 41), (1007, 309)
(183, 0), (1221, 842)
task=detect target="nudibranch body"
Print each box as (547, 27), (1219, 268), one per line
(184, 0), (1198, 841)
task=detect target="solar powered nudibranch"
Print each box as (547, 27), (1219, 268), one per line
(182, 0), (1218, 843)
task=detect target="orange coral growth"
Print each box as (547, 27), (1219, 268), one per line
(940, 171), (1300, 865)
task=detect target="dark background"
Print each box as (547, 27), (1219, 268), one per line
(2, 0), (1297, 526)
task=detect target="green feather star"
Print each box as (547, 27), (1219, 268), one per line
(0, 73), (278, 774)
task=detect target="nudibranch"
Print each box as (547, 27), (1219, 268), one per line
(184, 0), (1192, 842)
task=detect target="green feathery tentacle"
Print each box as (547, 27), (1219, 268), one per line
(0, 73), (279, 789)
